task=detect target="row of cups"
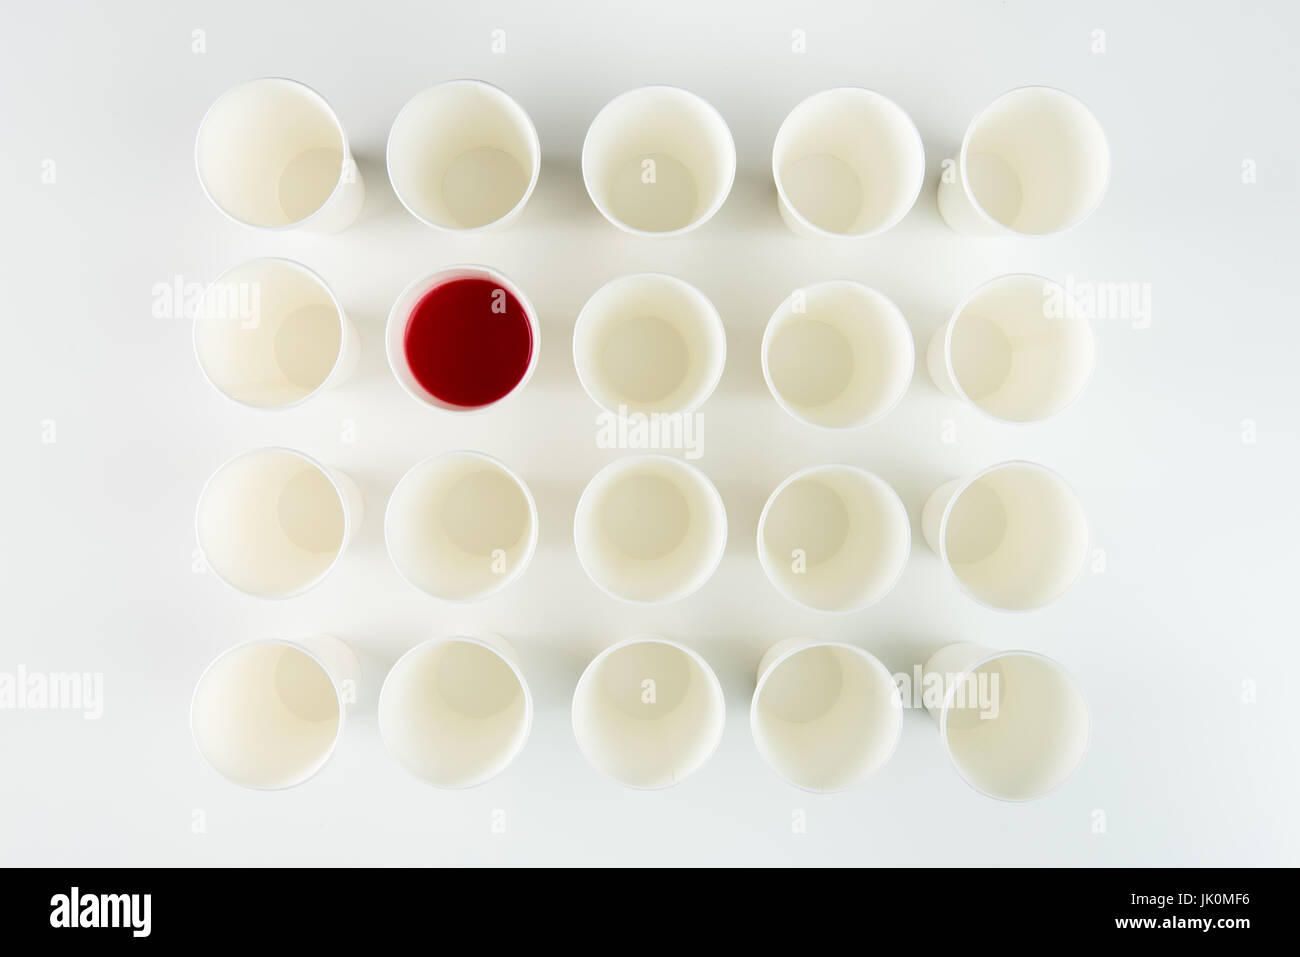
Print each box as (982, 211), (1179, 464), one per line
(192, 632), (1089, 800)
(196, 78), (1110, 237)
(195, 260), (1096, 426)
(197, 448), (1087, 613)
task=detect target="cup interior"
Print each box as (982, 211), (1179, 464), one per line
(759, 467), (910, 612)
(191, 642), (341, 789)
(380, 638), (531, 787)
(582, 87), (735, 234)
(574, 275), (726, 414)
(773, 88), (924, 235)
(753, 644), (901, 791)
(946, 275), (1094, 422)
(194, 259), (344, 409)
(196, 79), (346, 228)
(942, 464), (1087, 610)
(574, 457), (726, 603)
(941, 652), (1089, 800)
(388, 82), (539, 229)
(197, 449), (346, 598)
(573, 639), (725, 788)
(763, 282), (913, 428)
(963, 87), (1109, 234)
(386, 453), (536, 601)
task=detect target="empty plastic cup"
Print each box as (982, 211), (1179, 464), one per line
(758, 465), (910, 612)
(582, 86), (736, 236)
(937, 86), (1109, 235)
(926, 273), (1095, 423)
(195, 447), (363, 599)
(751, 638), (902, 791)
(193, 258), (359, 410)
(379, 634), (532, 788)
(191, 635), (360, 789)
(572, 636), (725, 789)
(573, 273), (726, 415)
(195, 77), (364, 232)
(385, 451), (538, 602)
(762, 281), (914, 429)
(387, 80), (540, 231)
(923, 642), (1089, 800)
(921, 461), (1087, 611)
(574, 455), (727, 604)
(772, 88), (924, 237)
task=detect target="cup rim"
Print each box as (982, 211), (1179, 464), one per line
(385, 79), (542, 233)
(383, 450), (539, 602)
(750, 639), (904, 793)
(570, 634), (726, 790)
(572, 272), (727, 415)
(377, 633), (535, 789)
(194, 446), (353, 600)
(771, 86), (926, 238)
(935, 459), (1089, 613)
(756, 463), (911, 614)
(189, 636), (347, 791)
(580, 84), (738, 238)
(761, 279), (915, 430)
(384, 263), (541, 414)
(572, 453), (728, 605)
(956, 85), (1112, 237)
(936, 647), (1092, 803)
(192, 257), (350, 412)
(938, 272), (1096, 426)
(194, 77), (354, 232)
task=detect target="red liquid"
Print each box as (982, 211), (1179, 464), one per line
(403, 277), (534, 408)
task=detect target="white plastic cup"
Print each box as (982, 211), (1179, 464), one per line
(573, 273), (726, 415)
(195, 447), (363, 599)
(762, 281), (914, 429)
(921, 461), (1087, 611)
(191, 635), (360, 790)
(937, 86), (1110, 236)
(572, 636), (725, 789)
(927, 274), (1095, 423)
(757, 465), (910, 613)
(193, 258), (359, 410)
(195, 77), (364, 232)
(772, 88), (925, 238)
(387, 80), (541, 231)
(386, 264), (540, 412)
(751, 638), (902, 792)
(574, 455), (727, 604)
(379, 633), (532, 788)
(581, 86), (736, 236)
(385, 451), (538, 602)
(923, 642), (1089, 801)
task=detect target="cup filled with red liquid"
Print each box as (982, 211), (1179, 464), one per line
(386, 265), (539, 411)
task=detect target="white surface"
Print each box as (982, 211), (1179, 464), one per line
(1, 0), (1297, 866)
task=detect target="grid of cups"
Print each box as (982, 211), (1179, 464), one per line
(190, 76), (1107, 800)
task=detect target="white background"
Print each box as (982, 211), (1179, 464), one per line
(2, 0), (1297, 866)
